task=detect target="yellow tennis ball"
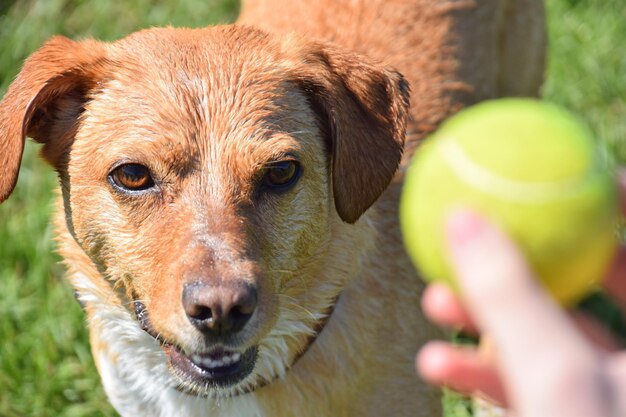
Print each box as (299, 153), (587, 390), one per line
(400, 98), (618, 306)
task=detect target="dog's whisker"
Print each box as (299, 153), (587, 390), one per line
(276, 294), (319, 322)
(265, 269), (296, 275)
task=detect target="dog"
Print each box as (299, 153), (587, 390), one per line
(0, 1), (545, 416)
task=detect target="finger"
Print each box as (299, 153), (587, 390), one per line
(570, 311), (622, 352)
(603, 245), (626, 316)
(417, 341), (507, 406)
(445, 210), (601, 412)
(607, 353), (626, 413)
(445, 209), (588, 350)
(421, 283), (478, 334)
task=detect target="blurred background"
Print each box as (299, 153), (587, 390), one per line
(0, 0), (624, 416)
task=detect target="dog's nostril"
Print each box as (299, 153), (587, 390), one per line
(231, 305), (247, 320)
(229, 305), (253, 329)
(188, 305), (213, 322)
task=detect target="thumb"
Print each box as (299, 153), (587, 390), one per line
(445, 210), (596, 397)
(445, 209), (548, 339)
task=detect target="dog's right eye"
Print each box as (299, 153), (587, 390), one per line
(109, 164), (155, 192)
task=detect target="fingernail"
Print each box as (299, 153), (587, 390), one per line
(446, 209), (485, 246)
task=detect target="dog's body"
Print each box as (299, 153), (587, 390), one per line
(0, 1), (545, 416)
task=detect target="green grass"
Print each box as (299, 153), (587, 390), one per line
(543, 0), (626, 162)
(0, 0), (624, 416)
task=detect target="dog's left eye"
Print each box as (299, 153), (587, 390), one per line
(109, 164), (155, 192)
(262, 161), (301, 191)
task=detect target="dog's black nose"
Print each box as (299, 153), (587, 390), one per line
(182, 281), (257, 336)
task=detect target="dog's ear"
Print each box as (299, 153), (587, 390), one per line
(0, 36), (109, 202)
(288, 40), (410, 224)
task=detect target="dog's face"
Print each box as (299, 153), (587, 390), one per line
(0, 26), (408, 397)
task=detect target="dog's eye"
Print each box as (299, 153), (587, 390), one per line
(262, 161), (301, 190)
(109, 164), (155, 192)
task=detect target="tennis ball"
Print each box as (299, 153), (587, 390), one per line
(400, 98), (618, 306)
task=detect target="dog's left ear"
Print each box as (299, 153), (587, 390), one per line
(288, 39), (410, 224)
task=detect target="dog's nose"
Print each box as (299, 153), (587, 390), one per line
(182, 281), (257, 336)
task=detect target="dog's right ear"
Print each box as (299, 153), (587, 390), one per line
(0, 36), (109, 202)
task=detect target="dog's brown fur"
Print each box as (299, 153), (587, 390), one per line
(0, 1), (545, 416)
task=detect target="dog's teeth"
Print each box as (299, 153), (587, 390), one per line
(199, 357), (224, 368)
(209, 359), (224, 368)
(191, 351), (243, 369)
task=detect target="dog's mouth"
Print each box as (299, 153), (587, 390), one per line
(166, 344), (258, 392)
(134, 300), (257, 394)
(133, 295), (338, 396)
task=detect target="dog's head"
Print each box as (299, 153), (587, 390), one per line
(0, 26), (409, 397)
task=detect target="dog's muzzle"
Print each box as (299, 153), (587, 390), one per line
(133, 291), (340, 396)
(134, 300), (258, 393)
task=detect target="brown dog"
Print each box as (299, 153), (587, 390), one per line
(0, 1), (545, 416)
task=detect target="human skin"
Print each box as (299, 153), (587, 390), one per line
(417, 172), (626, 417)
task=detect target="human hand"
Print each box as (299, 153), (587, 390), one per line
(416, 173), (626, 417)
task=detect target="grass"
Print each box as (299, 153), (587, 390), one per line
(0, 0), (623, 416)
(543, 0), (626, 163)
